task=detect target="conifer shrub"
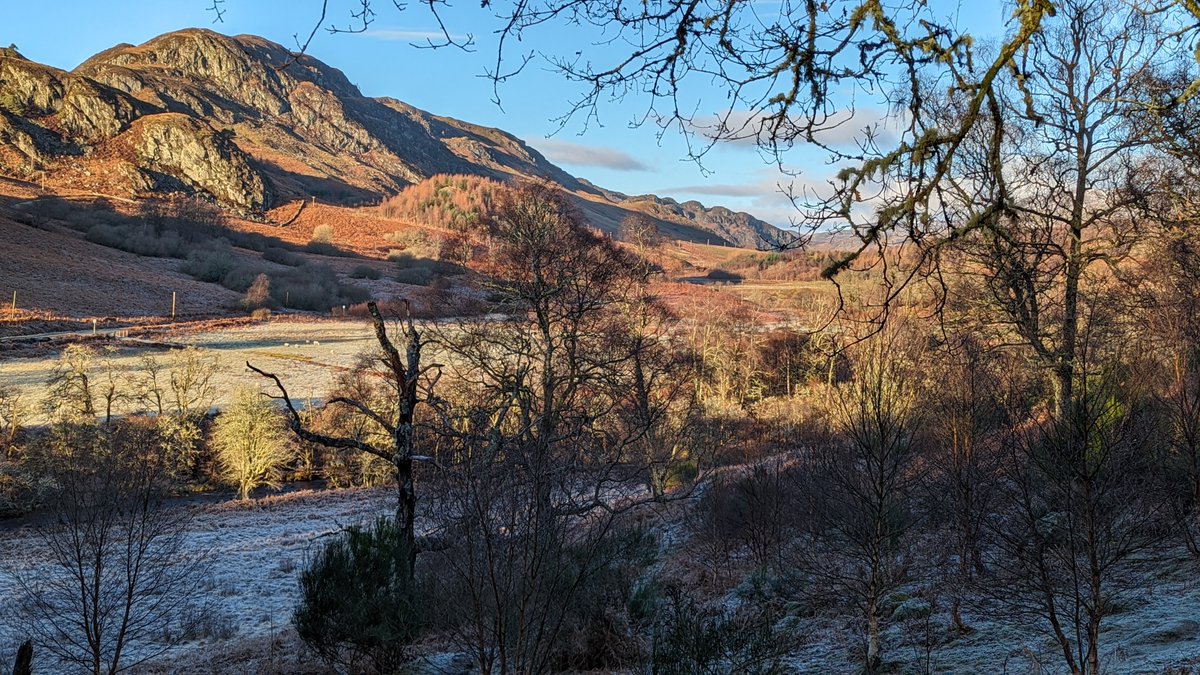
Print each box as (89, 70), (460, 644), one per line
(294, 517), (424, 674)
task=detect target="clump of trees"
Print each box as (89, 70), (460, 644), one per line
(378, 173), (503, 232)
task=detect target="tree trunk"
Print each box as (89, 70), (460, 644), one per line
(11, 640), (31, 675)
(866, 601), (881, 672)
(950, 597), (969, 634)
(395, 455), (416, 574)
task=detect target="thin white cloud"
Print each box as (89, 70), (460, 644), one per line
(663, 171), (801, 200)
(529, 138), (650, 172)
(693, 107), (908, 150)
(661, 183), (767, 198)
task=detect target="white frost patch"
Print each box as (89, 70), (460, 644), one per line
(0, 487), (395, 671)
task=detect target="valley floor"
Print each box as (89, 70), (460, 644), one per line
(0, 319), (380, 423)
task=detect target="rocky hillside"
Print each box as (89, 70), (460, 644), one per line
(0, 30), (784, 247)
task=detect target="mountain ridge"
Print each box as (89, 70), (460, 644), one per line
(0, 28), (785, 248)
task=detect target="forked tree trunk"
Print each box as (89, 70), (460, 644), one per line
(250, 300), (429, 580)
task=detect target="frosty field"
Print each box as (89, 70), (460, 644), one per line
(0, 320), (383, 422)
(0, 488), (397, 673)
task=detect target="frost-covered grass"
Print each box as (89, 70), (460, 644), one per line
(741, 555), (1200, 674)
(0, 321), (380, 423)
(0, 487), (395, 673)
(4, 483), (1200, 673)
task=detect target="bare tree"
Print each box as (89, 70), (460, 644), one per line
(923, 335), (1010, 632)
(134, 347), (220, 479)
(988, 361), (1172, 675)
(424, 181), (681, 673)
(240, 272), (271, 313)
(618, 213), (664, 259)
(16, 423), (206, 675)
(791, 323), (926, 672)
(45, 345), (99, 424)
(0, 382), (22, 460)
(612, 290), (704, 498)
(249, 299), (437, 576)
(211, 388), (293, 500)
(1141, 228), (1200, 554)
(939, 0), (1168, 418)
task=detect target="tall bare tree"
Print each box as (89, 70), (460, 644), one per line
(924, 335), (1012, 632)
(425, 181), (682, 673)
(134, 347), (220, 479)
(792, 323), (926, 672)
(250, 299), (436, 576)
(927, 0), (1176, 419)
(988, 362), (1171, 675)
(1140, 228), (1200, 554)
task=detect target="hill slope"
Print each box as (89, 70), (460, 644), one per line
(0, 31), (784, 247)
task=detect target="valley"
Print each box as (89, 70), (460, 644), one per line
(5, 7), (1200, 675)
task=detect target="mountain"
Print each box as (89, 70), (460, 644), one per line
(0, 30), (784, 247)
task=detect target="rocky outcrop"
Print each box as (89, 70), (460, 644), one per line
(125, 113), (265, 210)
(58, 77), (149, 142)
(0, 111), (42, 163)
(0, 28), (784, 244)
(287, 82), (377, 155)
(0, 57), (66, 116)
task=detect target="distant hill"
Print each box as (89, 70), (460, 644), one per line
(0, 29), (785, 248)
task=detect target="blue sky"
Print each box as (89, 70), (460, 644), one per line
(3, 0), (1006, 227)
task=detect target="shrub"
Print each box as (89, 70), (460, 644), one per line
(390, 255), (464, 286)
(349, 265), (382, 280)
(271, 264), (370, 311)
(181, 248), (368, 313)
(263, 246), (304, 266)
(547, 529), (652, 671)
(220, 264), (263, 293)
(294, 517), (424, 674)
(180, 245), (237, 283)
(393, 266), (435, 286)
(311, 224), (335, 245)
(85, 224), (187, 258)
(438, 230), (475, 264)
(0, 461), (35, 518)
(382, 229), (438, 258)
(705, 268), (744, 283)
(305, 241), (339, 256)
(647, 589), (790, 674)
(305, 225), (350, 256)
(691, 461), (796, 569)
